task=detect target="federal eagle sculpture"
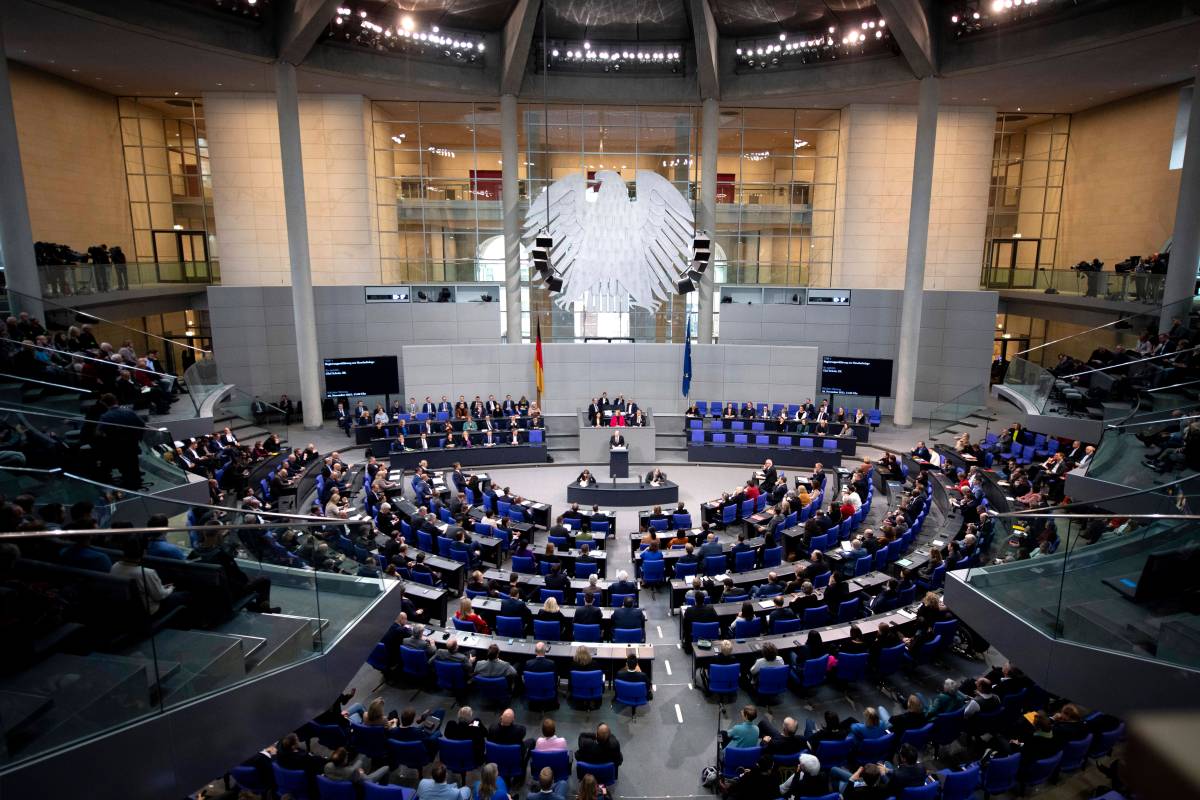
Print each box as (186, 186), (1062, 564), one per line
(523, 170), (695, 313)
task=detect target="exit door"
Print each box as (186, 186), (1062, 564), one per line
(151, 229), (211, 283)
(986, 237), (1042, 288)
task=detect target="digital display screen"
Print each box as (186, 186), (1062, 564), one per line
(820, 356), (894, 397)
(323, 356), (400, 397)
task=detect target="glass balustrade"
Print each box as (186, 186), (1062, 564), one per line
(1084, 411), (1200, 489)
(1000, 356), (1057, 413)
(37, 260), (219, 298)
(0, 403), (189, 490)
(0, 467), (387, 770)
(960, 511), (1200, 671)
(983, 265), (1166, 304)
(928, 384), (990, 442)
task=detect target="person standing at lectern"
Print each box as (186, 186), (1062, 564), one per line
(609, 431), (626, 449)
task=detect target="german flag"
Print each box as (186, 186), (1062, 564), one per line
(534, 319), (545, 405)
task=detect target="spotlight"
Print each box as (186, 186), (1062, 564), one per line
(546, 275), (563, 292)
(676, 277), (696, 294)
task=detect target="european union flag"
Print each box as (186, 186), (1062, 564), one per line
(682, 314), (693, 398)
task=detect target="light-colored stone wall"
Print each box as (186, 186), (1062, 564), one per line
(204, 92), (380, 286)
(1057, 86), (1183, 268)
(832, 103), (995, 290)
(10, 63), (133, 253)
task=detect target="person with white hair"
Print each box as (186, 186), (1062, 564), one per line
(780, 753), (828, 799)
(609, 568), (637, 598)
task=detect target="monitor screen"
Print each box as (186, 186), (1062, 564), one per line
(323, 356), (400, 397)
(820, 356), (895, 397)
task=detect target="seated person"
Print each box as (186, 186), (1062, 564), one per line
(615, 654), (652, 700)
(576, 469), (597, 487)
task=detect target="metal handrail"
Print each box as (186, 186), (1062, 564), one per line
(1012, 301), (1163, 358)
(1101, 412), (1200, 431)
(1, 284), (212, 355)
(1060, 345), (1200, 379)
(1145, 378), (1200, 394)
(995, 471), (1200, 517)
(0, 373), (94, 394)
(0, 404), (172, 435)
(0, 337), (191, 382)
(0, 465), (341, 525)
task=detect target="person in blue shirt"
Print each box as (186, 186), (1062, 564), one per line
(59, 535), (112, 573)
(723, 704), (762, 751)
(145, 514), (187, 559)
(850, 706), (890, 741)
(527, 767), (568, 800)
(417, 763), (471, 800)
(472, 762), (508, 800)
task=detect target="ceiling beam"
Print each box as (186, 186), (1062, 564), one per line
(687, 0), (720, 99)
(501, 0), (541, 95)
(277, 0), (341, 65)
(875, 0), (937, 78)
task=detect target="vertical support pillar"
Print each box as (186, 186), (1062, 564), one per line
(0, 19), (45, 321)
(1161, 77), (1200, 332)
(274, 61), (322, 430)
(697, 98), (718, 344)
(501, 94), (523, 343)
(893, 76), (940, 428)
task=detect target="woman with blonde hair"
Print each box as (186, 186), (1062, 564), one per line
(455, 596), (491, 634)
(473, 762), (508, 800)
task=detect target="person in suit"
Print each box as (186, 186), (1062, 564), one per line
(587, 398), (602, 427)
(681, 591), (719, 645)
(610, 595), (644, 631)
(767, 596), (797, 631)
(577, 722), (624, 774)
(645, 467), (667, 485)
(421, 396), (436, 414)
(574, 591), (603, 630)
(609, 431), (626, 449)
(436, 396), (451, 413)
(444, 705), (487, 761)
(521, 641), (557, 675)
(508, 429), (522, 445)
(502, 395), (517, 416)
(629, 410), (647, 427)
(576, 469), (597, 486)
(911, 441), (932, 461)
(723, 402), (737, 419)
(609, 569), (637, 599)
(760, 459), (778, 491)
(498, 586), (532, 633)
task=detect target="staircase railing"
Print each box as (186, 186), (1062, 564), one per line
(0, 465), (386, 773)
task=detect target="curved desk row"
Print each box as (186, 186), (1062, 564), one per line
(567, 480), (679, 507)
(383, 444), (547, 470)
(688, 442), (844, 469)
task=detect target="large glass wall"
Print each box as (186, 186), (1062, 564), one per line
(714, 108), (839, 287)
(370, 101), (839, 341)
(982, 112), (1069, 288)
(118, 97), (218, 283)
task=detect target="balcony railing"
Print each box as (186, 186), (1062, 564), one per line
(0, 466), (385, 772)
(983, 266), (1165, 304)
(37, 260), (220, 298)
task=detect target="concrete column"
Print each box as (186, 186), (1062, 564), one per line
(893, 77), (940, 427)
(697, 97), (719, 343)
(0, 18), (45, 321)
(1160, 78), (1200, 332)
(274, 61), (322, 430)
(501, 94), (523, 343)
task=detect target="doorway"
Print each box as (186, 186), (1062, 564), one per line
(986, 237), (1042, 288)
(151, 229), (211, 283)
(992, 335), (1030, 383)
